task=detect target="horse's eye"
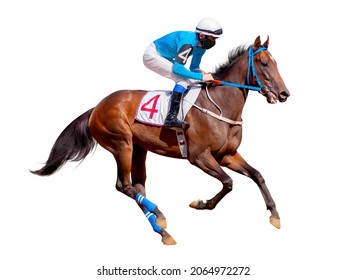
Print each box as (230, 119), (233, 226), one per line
(261, 61), (268, 67)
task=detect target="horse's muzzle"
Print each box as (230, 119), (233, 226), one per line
(263, 90), (290, 104)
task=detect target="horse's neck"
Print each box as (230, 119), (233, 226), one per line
(216, 58), (249, 116)
(208, 64), (248, 119)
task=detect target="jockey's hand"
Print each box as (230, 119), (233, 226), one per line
(202, 73), (214, 81)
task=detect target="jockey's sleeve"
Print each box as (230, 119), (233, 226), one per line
(173, 44), (203, 80)
(190, 51), (203, 73)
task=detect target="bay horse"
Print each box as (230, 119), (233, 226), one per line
(31, 36), (290, 245)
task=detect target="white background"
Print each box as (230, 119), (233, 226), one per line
(1, 0), (345, 279)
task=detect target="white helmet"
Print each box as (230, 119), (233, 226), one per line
(195, 18), (223, 37)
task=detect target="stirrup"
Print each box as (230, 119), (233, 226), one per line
(163, 118), (190, 130)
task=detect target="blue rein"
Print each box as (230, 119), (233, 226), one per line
(217, 46), (267, 92)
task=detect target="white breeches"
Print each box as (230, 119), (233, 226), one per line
(143, 43), (191, 89)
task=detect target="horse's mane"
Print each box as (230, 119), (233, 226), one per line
(213, 44), (250, 80)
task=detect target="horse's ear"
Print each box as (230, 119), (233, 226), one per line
(263, 36), (269, 48)
(254, 36), (261, 49)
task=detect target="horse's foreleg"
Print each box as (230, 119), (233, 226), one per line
(189, 152), (233, 210)
(220, 152), (280, 229)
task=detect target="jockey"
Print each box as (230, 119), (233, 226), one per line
(143, 18), (223, 129)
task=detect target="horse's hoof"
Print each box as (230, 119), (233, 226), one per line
(160, 229), (177, 245)
(156, 217), (167, 229)
(189, 201), (198, 208)
(269, 216), (281, 229)
(189, 200), (203, 209)
(162, 235), (177, 245)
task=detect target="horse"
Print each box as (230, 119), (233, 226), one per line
(31, 36), (290, 245)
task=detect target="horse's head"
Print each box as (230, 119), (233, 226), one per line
(249, 36), (290, 104)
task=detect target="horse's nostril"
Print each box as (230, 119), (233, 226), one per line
(280, 91), (290, 98)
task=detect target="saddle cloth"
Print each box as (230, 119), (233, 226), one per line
(135, 86), (202, 126)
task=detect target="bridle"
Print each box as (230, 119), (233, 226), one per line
(212, 46), (270, 96)
(246, 46), (270, 95)
(191, 45), (272, 126)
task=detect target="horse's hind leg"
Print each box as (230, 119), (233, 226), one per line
(220, 152), (280, 229)
(112, 141), (174, 244)
(90, 101), (174, 244)
(131, 144), (147, 196)
(131, 144), (167, 229)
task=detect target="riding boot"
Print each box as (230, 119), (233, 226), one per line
(164, 91), (190, 130)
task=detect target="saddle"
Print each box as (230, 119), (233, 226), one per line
(135, 85), (202, 127)
(135, 85), (202, 157)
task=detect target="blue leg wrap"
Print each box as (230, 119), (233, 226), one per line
(144, 210), (162, 233)
(135, 193), (157, 213)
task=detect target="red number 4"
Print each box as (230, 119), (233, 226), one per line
(140, 94), (160, 119)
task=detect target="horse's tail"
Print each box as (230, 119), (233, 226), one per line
(31, 108), (96, 176)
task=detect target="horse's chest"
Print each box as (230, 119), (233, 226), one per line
(225, 126), (242, 152)
(209, 126), (242, 156)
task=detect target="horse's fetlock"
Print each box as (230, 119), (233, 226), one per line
(206, 200), (215, 210)
(266, 201), (276, 211)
